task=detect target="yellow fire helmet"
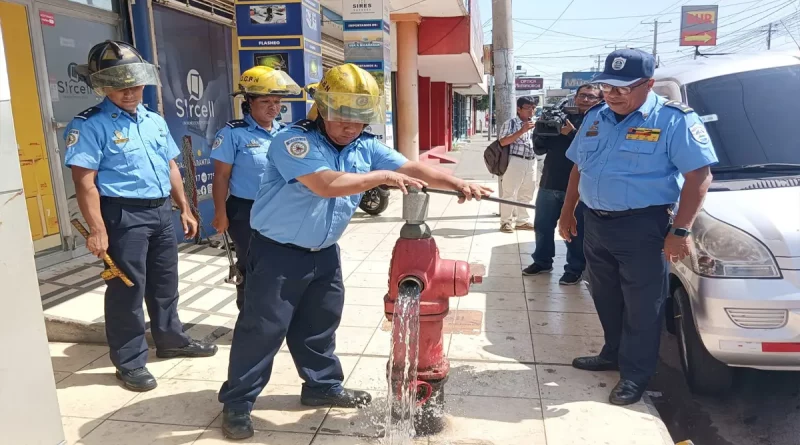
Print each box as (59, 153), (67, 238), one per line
(305, 82), (319, 98)
(314, 63), (385, 125)
(305, 82), (320, 120)
(307, 103), (319, 120)
(236, 65), (302, 97)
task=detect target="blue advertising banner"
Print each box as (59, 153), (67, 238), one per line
(235, 0), (321, 122)
(561, 71), (601, 90)
(343, 0), (393, 148)
(153, 5), (234, 240)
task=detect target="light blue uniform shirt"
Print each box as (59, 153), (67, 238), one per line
(566, 92), (718, 211)
(209, 115), (285, 201)
(250, 120), (408, 249)
(63, 98), (179, 199)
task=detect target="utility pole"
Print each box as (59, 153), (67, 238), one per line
(642, 18), (671, 58)
(767, 22), (773, 49)
(492, 0), (515, 131)
(487, 76), (494, 140)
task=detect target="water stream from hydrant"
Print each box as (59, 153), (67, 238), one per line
(384, 281), (422, 445)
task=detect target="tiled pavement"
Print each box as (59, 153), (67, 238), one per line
(41, 139), (673, 445)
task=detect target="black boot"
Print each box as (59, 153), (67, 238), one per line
(609, 379), (646, 406)
(300, 387), (372, 408)
(156, 340), (218, 358)
(221, 409), (254, 440)
(116, 367), (157, 392)
(571, 355), (619, 372)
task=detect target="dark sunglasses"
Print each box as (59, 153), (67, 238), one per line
(599, 79), (649, 96)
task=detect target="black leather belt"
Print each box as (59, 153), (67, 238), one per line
(101, 196), (167, 208)
(589, 204), (673, 219)
(255, 231), (324, 252)
(511, 153), (537, 160)
(228, 195), (255, 205)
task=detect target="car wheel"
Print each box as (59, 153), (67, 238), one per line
(673, 286), (734, 395)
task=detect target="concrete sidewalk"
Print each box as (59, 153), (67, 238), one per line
(42, 136), (674, 445)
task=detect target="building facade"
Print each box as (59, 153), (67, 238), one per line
(3, 0), (486, 270)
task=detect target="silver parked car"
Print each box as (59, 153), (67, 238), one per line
(653, 52), (800, 395)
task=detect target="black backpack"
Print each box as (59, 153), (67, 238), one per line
(483, 139), (509, 176)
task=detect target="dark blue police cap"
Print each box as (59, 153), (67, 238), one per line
(593, 49), (655, 87)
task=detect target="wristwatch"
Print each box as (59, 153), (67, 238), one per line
(670, 227), (691, 237)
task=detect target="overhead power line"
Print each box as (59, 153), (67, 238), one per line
(510, 0), (762, 22)
(517, 0), (576, 51)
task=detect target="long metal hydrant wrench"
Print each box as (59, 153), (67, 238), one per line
(70, 219), (135, 287)
(222, 231), (244, 286)
(422, 187), (537, 209)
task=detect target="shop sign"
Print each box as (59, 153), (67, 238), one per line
(153, 6), (233, 205)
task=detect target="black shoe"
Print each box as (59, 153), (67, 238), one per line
(156, 340), (218, 358)
(300, 387), (372, 408)
(559, 272), (582, 285)
(221, 409), (254, 440)
(572, 355), (619, 372)
(115, 367), (157, 392)
(609, 379), (646, 406)
(522, 264), (553, 276)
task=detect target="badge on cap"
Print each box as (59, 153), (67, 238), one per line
(612, 57), (627, 71)
(212, 135), (224, 150)
(285, 136), (310, 159)
(689, 123), (710, 144)
(66, 129), (79, 148)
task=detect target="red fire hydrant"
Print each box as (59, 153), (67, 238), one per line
(383, 188), (484, 435)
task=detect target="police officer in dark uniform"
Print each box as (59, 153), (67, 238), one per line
(210, 66), (302, 310)
(64, 41), (217, 392)
(558, 49), (717, 405)
(217, 63), (492, 440)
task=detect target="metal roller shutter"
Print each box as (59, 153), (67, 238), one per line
(154, 0), (235, 26)
(321, 34), (344, 71)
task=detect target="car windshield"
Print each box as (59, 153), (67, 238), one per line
(685, 64), (800, 177)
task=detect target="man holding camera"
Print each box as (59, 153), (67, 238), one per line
(498, 96), (538, 233)
(522, 84), (602, 285)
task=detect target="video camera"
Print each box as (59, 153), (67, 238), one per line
(534, 103), (580, 137)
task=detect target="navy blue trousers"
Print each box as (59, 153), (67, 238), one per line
(101, 198), (190, 371)
(225, 195), (254, 310)
(532, 189), (587, 276)
(218, 233), (345, 412)
(583, 205), (671, 385)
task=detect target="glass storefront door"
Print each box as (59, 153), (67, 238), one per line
(38, 9), (118, 250)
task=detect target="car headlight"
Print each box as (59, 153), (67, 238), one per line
(688, 211), (780, 278)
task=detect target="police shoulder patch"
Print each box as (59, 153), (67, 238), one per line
(226, 119), (248, 129)
(291, 119), (317, 132)
(689, 123), (710, 144)
(75, 106), (102, 120)
(285, 136), (311, 159)
(66, 129), (80, 148)
(212, 134), (224, 150)
(664, 100), (694, 114)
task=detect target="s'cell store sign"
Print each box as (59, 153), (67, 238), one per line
(153, 4), (235, 239)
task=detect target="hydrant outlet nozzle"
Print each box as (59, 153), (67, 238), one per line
(398, 276), (424, 293)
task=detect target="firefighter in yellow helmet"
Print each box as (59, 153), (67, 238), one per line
(217, 63), (492, 440)
(210, 65), (301, 310)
